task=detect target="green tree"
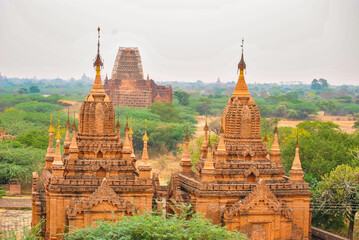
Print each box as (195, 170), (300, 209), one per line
(148, 102), (183, 123)
(315, 165), (359, 239)
(64, 206), (246, 240)
(174, 89), (190, 106)
(195, 98), (212, 115)
(29, 86), (40, 93)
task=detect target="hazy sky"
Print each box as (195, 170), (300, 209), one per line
(0, 0), (358, 85)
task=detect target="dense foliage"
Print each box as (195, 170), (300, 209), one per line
(314, 165), (359, 239)
(64, 208), (246, 240)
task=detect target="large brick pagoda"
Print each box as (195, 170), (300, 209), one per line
(168, 42), (312, 240)
(31, 28), (155, 239)
(104, 47), (173, 107)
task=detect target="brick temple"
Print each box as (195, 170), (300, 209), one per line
(168, 43), (311, 239)
(104, 47), (173, 107)
(32, 28), (156, 239)
(32, 31), (311, 239)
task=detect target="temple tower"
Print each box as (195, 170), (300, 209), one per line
(168, 40), (311, 240)
(104, 47), (173, 107)
(32, 28), (155, 239)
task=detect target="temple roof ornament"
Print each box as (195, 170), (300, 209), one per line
(93, 27), (104, 70)
(233, 38), (250, 97)
(48, 114), (54, 133)
(289, 131), (305, 181)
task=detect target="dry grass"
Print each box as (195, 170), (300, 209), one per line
(278, 111), (356, 133)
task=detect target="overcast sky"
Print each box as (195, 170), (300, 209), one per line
(0, 0), (358, 85)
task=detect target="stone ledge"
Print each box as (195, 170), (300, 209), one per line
(0, 197), (31, 209)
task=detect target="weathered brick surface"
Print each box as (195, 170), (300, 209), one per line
(0, 197), (31, 209)
(104, 47), (173, 107)
(170, 52), (312, 240)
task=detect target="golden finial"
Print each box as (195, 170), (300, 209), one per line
(66, 108), (71, 127)
(237, 38), (246, 74)
(56, 121), (61, 140)
(129, 116), (134, 135)
(204, 115), (209, 131)
(48, 114), (54, 133)
(72, 112), (77, 131)
(93, 27), (103, 73)
(125, 115), (129, 131)
(143, 119), (149, 142)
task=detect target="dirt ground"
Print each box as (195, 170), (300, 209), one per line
(278, 111), (356, 133)
(59, 100), (82, 118)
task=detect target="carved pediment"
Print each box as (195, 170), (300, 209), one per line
(224, 179), (292, 220)
(244, 166), (259, 177)
(66, 178), (135, 217)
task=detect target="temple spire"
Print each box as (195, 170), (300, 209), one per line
(45, 114), (55, 170)
(53, 123), (63, 166)
(200, 115), (209, 158)
(180, 126), (193, 174)
(64, 109), (71, 152)
(269, 125), (282, 163)
(91, 27), (105, 92)
(233, 38), (250, 97)
(142, 119), (149, 165)
(69, 113), (78, 154)
(123, 116), (131, 151)
(289, 131), (304, 181)
(129, 117), (135, 158)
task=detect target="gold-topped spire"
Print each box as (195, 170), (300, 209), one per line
(233, 38), (250, 97)
(66, 109), (71, 127)
(143, 119), (149, 142)
(48, 114), (54, 133)
(125, 115), (130, 131)
(93, 27), (104, 73)
(129, 116), (134, 135)
(289, 131), (304, 181)
(89, 27), (106, 94)
(56, 121), (61, 140)
(204, 115), (209, 131)
(72, 112), (77, 131)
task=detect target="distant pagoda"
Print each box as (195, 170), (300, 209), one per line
(104, 47), (173, 107)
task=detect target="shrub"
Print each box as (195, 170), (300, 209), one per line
(64, 207), (246, 240)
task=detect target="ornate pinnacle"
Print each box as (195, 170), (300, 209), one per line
(93, 27), (104, 69)
(204, 115), (209, 131)
(48, 114), (55, 133)
(125, 115), (129, 131)
(66, 108), (71, 127)
(116, 113), (120, 128)
(143, 119), (149, 142)
(56, 122), (61, 140)
(72, 112), (77, 131)
(238, 38), (246, 73)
